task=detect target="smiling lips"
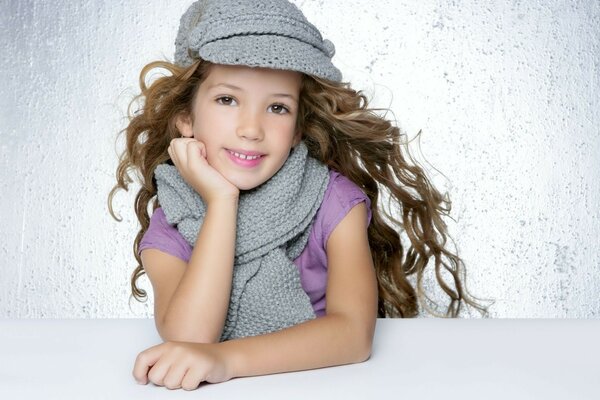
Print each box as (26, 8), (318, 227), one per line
(228, 150), (263, 160)
(227, 149), (265, 167)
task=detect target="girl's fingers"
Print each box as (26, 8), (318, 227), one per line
(170, 138), (205, 168)
(147, 359), (171, 387)
(181, 367), (204, 391)
(187, 139), (205, 157)
(172, 137), (198, 151)
(163, 362), (190, 390)
(132, 344), (165, 384)
(186, 140), (207, 168)
(168, 140), (181, 166)
(170, 137), (195, 153)
(167, 145), (175, 164)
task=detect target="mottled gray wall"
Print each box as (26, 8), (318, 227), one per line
(1, 0), (598, 318)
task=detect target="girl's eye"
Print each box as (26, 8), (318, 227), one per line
(216, 97), (289, 115)
(216, 96), (236, 106)
(269, 104), (290, 114)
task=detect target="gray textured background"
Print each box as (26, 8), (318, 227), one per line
(1, 0), (598, 318)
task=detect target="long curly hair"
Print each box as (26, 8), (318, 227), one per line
(108, 57), (494, 318)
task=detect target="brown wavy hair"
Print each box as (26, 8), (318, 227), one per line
(108, 57), (494, 318)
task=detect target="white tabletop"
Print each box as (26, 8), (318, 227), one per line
(0, 318), (598, 399)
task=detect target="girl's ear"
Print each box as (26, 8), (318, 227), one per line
(175, 112), (194, 138)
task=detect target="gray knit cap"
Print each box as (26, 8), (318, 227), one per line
(174, 0), (342, 81)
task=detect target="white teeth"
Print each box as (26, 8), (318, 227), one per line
(229, 151), (261, 160)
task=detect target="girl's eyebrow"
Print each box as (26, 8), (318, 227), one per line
(209, 83), (298, 103)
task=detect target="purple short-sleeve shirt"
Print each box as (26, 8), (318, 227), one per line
(139, 169), (372, 317)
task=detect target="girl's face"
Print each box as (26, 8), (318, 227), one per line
(176, 63), (302, 191)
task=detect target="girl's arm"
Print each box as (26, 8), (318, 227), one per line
(142, 198), (239, 343)
(134, 202), (378, 388)
(221, 202), (377, 376)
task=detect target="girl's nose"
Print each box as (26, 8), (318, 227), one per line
(236, 110), (264, 141)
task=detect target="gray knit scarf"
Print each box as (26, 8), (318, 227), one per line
(154, 141), (329, 341)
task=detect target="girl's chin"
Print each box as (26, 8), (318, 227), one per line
(231, 175), (269, 192)
(222, 173), (258, 191)
(235, 180), (262, 191)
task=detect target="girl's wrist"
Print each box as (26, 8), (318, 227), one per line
(206, 194), (239, 209)
(216, 340), (243, 380)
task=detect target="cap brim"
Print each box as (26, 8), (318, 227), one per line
(198, 34), (341, 81)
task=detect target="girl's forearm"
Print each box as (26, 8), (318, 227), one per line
(162, 198), (238, 343)
(217, 313), (374, 378)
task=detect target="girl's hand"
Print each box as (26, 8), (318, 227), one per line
(133, 341), (234, 391)
(168, 138), (239, 204)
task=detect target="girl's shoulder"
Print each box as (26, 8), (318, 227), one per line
(316, 169), (372, 246)
(138, 207), (192, 262)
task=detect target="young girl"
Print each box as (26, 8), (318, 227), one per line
(109, 0), (492, 391)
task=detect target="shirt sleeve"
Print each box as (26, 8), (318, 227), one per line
(138, 207), (192, 263)
(321, 171), (372, 248)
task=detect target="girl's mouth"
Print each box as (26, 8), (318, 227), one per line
(226, 149), (265, 168)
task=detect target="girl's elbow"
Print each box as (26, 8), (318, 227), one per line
(346, 327), (373, 363)
(156, 320), (185, 342)
(337, 314), (375, 363)
(353, 320), (375, 363)
(355, 338), (373, 363)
